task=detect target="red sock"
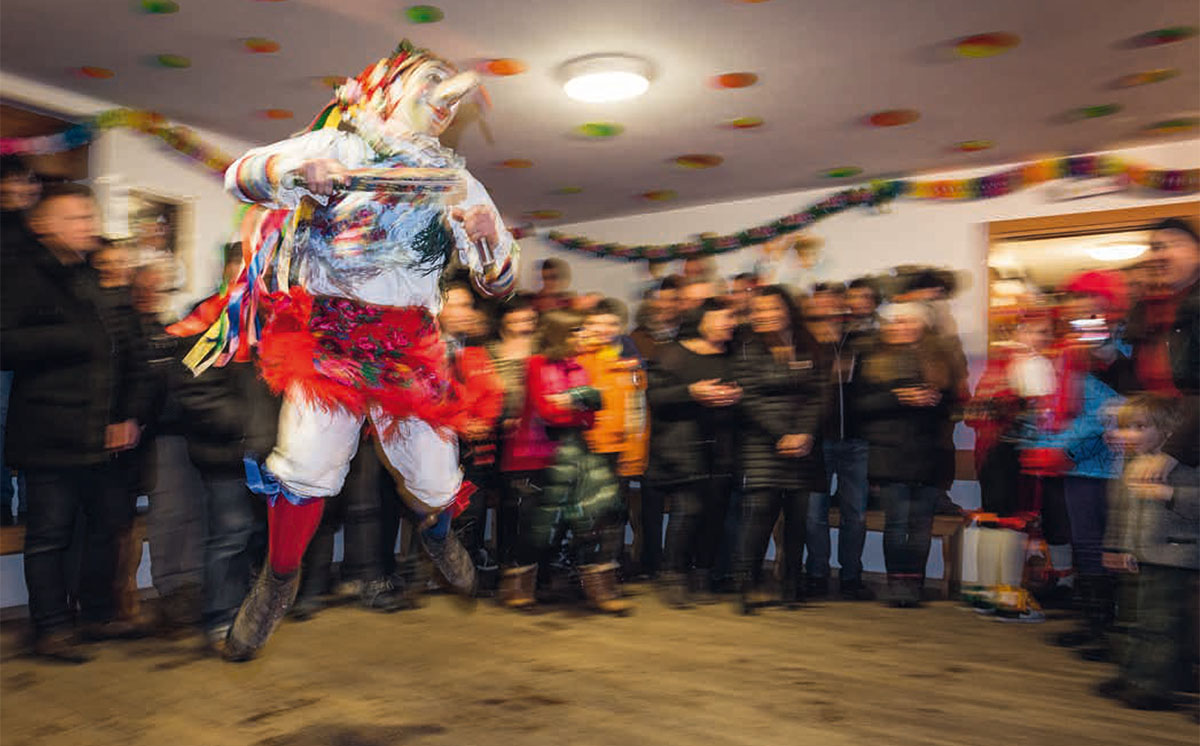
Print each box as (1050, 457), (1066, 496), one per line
(267, 498), (325, 576)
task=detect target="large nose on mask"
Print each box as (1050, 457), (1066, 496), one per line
(431, 71), (480, 111)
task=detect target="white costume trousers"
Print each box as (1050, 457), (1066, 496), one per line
(265, 386), (462, 512)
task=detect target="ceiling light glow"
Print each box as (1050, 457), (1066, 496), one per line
(561, 54), (653, 103)
(1087, 243), (1146, 262)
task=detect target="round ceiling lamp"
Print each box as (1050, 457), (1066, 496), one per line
(561, 54), (652, 103)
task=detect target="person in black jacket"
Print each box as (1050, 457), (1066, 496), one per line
(1, 183), (147, 662)
(732, 285), (827, 612)
(645, 298), (741, 606)
(858, 302), (957, 607)
(172, 331), (278, 654)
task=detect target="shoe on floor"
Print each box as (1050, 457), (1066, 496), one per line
(839, 580), (876, 601)
(421, 530), (478, 598)
(79, 618), (153, 642)
(357, 577), (414, 612)
(223, 566), (300, 663)
(32, 630), (92, 664)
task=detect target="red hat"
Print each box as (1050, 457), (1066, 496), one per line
(1061, 269), (1128, 320)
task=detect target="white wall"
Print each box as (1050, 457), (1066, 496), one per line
(518, 138), (1200, 361)
(1, 72), (256, 312)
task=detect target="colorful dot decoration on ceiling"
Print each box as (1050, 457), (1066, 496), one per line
(244, 37), (281, 54)
(575, 122), (623, 138)
(405, 5), (443, 23)
(673, 153), (724, 169)
(1111, 68), (1179, 89)
(156, 54), (191, 69)
(525, 209), (562, 221)
(867, 109), (920, 127)
(722, 116), (763, 130)
(498, 158), (534, 169)
(553, 186), (583, 195)
(1126, 26), (1198, 48)
(640, 190), (678, 202)
(1143, 117), (1200, 136)
(78, 66), (115, 79)
(711, 72), (758, 89)
(316, 75), (347, 89)
(259, 109), (294, 120)
(955, 139), (993, 152)
(140, 0), (179, 13)
(477, 58), (526, 76)
(953, 32), (1020, 58)
(1068, 104), (1122, 121)
(822, 167), (862, 179)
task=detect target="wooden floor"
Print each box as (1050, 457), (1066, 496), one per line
(0, 587), (1195, 746)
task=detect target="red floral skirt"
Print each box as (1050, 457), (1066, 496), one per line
(258, 288), (469, 431)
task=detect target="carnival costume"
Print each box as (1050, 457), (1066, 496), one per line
(170, 40), (517, 660)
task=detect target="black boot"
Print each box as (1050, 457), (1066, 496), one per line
(223, 566), (300, 662)
(659, 572), (693, 609)
(1052, 575), (1110, 648)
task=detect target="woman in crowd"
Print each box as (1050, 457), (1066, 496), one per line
(858, 303), (956, 607)
(645, 298), (741, 607)
(733, 285), (827, 612)
(490, 295), (539, 569)
(499, 310), (629, 614)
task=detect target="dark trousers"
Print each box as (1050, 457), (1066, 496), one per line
(499, 471), (538, 567)
(662, 477), (731, 575)
(979, 441), (1021, 516)
(736, 488), (807, 595)
(454, 467), (497, 565)
(199, 474), (263, 630)
(23, 464), (133, 635)
(1120, 564), (1199, 697)
(640, 484), (666, 578)
(880, 481), (939, 577)
(1063, 475), (1108, 576)
(299, 445), (387, 599)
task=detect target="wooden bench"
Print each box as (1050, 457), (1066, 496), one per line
(827, 508), (965, 599)
(0, 515), (149, 556)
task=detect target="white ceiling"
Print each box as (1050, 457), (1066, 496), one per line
(2, 0), (1198, 226)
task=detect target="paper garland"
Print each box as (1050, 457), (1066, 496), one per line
(0, 108), (234, 176)
(546, 155), (1198, 263)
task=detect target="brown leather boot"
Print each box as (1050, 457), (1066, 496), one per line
(499, 565), (537, 610)
(580, 563), (633, 616)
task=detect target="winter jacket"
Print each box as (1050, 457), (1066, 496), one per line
(172, 348), (281, 476)
(644, 341), (737, 486)
(1023, 373), (1122, 480)
(1105, 463), (1199, 570)
(820, 327), (873, 443)
(578, 343), (649, 477)
(1, 240), (148, 468)
(502, 355), (595, 472)
(857, 342), (955, 485)
(733, 333), (827, 492)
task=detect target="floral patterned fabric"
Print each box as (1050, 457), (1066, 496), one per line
(257, 288), (469, 432)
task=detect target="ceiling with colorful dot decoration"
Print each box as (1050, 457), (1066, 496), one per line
(0, 0), (1197, 226)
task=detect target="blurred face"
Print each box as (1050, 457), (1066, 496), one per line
(1114, 411), (1165, 455)
(805, 291), (845, 341)
(728, 279), (754, 315)
(846, 287), (877, 317)
(682, 258), (706, 280)
(656, 288), (679, 325)
(681, 281), (714, 313)
(1015, 317), (1054, 352)
(541, 265), (568, 294)
(132, 267), (168, 314)
(92, 246), (132, 288)
(1, 171), (40, 211)
(583, 312), (622, 348)
(699, 307), (736, 345)
(33, 195), (100, 255)
(439, 287), (475, 336)
(500, 308), (537, 339)
(881, 314), (923, 345)
(387, 60), (472, 137)
(749, 293), (790, 335)
(1148, 228), (1200, 291)
(568, 323), (586, 355)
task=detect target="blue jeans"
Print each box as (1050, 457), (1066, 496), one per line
(201, 475), (262, 631)
(880, 482), (939, 577)
(147, 436), (206, 596)
(805, 438), (869, 585)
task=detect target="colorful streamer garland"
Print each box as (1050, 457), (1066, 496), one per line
(547, 155), (1199, 262)
(0, 108), (234, 176)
